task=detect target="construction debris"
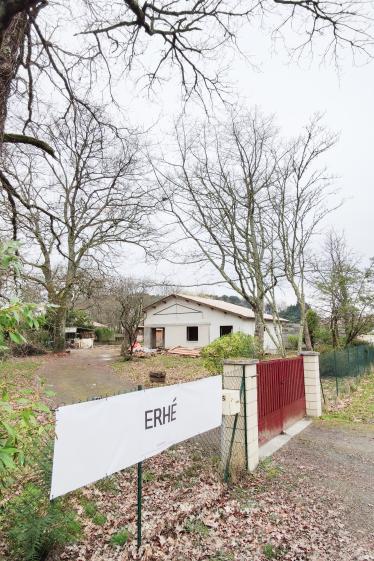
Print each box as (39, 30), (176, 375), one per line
(167, 346), (201, 358)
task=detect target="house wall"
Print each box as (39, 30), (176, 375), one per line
(264, 323), (279, 351)
(144, 296), (279, 352)
(164, 324), (210, 348)
(357, 333), (374, 344)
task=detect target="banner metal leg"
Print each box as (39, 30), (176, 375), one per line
(137, 384), (143, 550)
(137, 460), (142, 550)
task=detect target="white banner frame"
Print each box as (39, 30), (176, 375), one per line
(50, 375), (222, 499)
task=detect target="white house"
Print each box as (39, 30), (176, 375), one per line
(143, 294), (286, 353)
(357, 330), (374, 344)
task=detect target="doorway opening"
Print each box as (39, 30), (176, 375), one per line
(151, 327), (165, 348)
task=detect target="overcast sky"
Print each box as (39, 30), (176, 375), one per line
(110, 21), (373, 301)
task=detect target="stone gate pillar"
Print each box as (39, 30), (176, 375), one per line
(300, 351), (322, 417)
(221, 359), (259, 478)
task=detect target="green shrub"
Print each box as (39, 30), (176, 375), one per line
(314, 326), (333, 352)
(3, 483), (81, 561)
(306, 309), (319, 347)
(94, 327), (115, 343)
(0, 386), (53, 489)
(201, 332), (257, 373)
(110, 527), (132, 546)
(287, 334), (299, 350)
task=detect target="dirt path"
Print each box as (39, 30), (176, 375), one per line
(37, 345), (135, 406)
(274, 420), (374, 544)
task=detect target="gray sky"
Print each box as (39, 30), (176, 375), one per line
(35, 7), (372, 302)
(113, 24), (374, 300)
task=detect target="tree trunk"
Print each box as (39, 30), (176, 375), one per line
(299, 296), (313, 351)
(121, 335), (135, 361)
(303, 320), (313, 351)
(254, 305), (265, 355)
(0, 11), (28, 153)
(330, 315), (339, 348)
(51, 302), (67, 352)
(120, 336), (129, 355)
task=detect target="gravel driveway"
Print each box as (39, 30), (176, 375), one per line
(37, 345), (135, 406)
(274, 420), (374, 546)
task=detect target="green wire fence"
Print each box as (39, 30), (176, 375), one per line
(319, 344), (374, 399)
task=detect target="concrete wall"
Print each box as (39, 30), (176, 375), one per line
(144, 295), (278, 351)
(164, 324), (210, 348)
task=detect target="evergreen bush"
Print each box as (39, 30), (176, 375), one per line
(201, 332), (258, 373)
(95, 327), (115, 343)
(287, 335), (299, 350)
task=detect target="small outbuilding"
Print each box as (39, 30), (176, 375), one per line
(64, 326), (95, 349)
(143, 294), (286, 353)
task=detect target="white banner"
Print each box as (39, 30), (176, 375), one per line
(50, 375), (222, 499)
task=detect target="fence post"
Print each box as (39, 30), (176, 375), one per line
(222, 359), (259, 478)
(300, 351), (322, 417)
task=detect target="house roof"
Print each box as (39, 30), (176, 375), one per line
(92, 321), (108, 328)
(144, 293), (287, 322)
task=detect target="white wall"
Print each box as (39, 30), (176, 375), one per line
(164, 324), (210, 348)
(358, 334), (374, 344)
(144, 296), (278, 351)
(264, 323), (280, 352)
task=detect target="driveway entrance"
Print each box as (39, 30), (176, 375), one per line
(37, 345), (135, 406)
(276, 421), (374, 541)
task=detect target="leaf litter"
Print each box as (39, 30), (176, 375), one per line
(58, 441), (373, 561)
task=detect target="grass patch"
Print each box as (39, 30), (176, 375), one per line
(82, 499), (97, 518)
(231, 486), (258, 511)
(110, 527), (132, 546)
(95, 476), (119, 494)
(92, 513), (107, 526)
(263, 543), (287, 559)
(184, 518), (210, 537)
(0, 358), (41, 390)
(208, 553), (235, 561)
(112, 354), (210, 387)
(258, 458), (283, 479)
(322, 371), (374, 424)
(143, 470), (156, 483)
(81, 499), (107, 525)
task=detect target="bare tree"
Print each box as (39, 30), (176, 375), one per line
(1, 106), (155, 350)
(159, 111), (339, 354)
(81, 1), (374, 102)
(270, 116), (338, 351)
(158, 112), (283, 353)
(112, 277), (147, 358)
(1, 1), (374, 154)
(314, 231), (374, 347)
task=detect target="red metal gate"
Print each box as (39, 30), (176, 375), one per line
(257, 356), (306, 445)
